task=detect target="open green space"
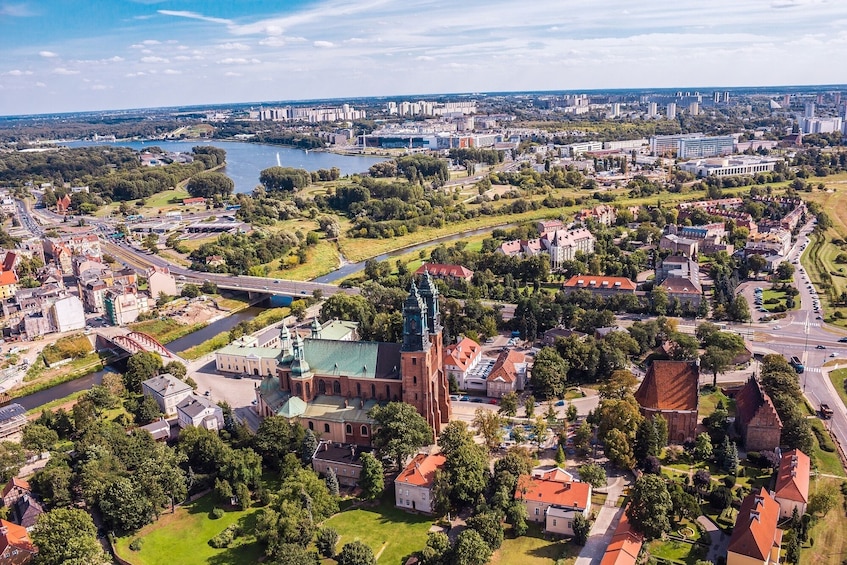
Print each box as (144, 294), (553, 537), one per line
(829, 368), (847, 410)
(808, 418), (845, 477)
(41, 333), (93, 365)
(647, 537), (707, 564)
(761, 288), (798, 312)
(802, 187), (847, 327)
(492, 523), (578, 565)
(129, 318), (207, 344)
(698, 389), (735, 419)
(321, 498), (433, 564)
(801, 478), (847, 565)
(114, 494), (264, 565)
(267, 239), (341, 281)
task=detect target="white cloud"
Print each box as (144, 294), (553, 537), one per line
(259, 36), (286, 47)
(313, 40), (335, 48)
(90, 84), (110, 90)
(142, 39), (161, 45)
(38, 51), (58, 58)
(415, 55), (435, 61)
(34, 82), (45, 87)
(218, 42), (250, 51)
(225, 71), (242, 77)
(158, 10), (232, 25)
(163, 69), (181, 75)
(125, 72), (146, 77)
(217, 57), (261, 65)
(0, 3), (35, 17)
(4, 69), (33, 76)
(141, 56), (169, 63)
(52, 67), (79, 75)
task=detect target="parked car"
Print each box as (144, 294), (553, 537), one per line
(816, 345), (826, 349)
(450, 395), (459, 401)
(459, 395), (469, 402)
(471, 398), (484, 404)
(488, 399), (498, 405)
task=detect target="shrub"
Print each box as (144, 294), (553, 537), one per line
(209, 525), (242, 549)
(211, 508), (224, 519)
(724, 475), (737, 488)
(129, 538), (143, 551)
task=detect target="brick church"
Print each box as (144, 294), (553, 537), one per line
(255, 272), (451, 445)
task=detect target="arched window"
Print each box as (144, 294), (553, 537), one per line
(356, 383), (361, 397)
(333, 381), (341, 395)
(318, 380), (326, 395)
(361, 425), (368, 436)
(295, 383), (302, 396)
(371, 384), (376, 399)
(324, 423), (330, 433)
(306, 382), (311, 398)
(308, 421), (314, 431)
(346, 424), (352, 435)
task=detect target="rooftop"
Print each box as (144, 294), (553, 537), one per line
(774, 449), (810, 504)
(142, 373), (193, 397)
(635, 361), (699, 412)
(515, 473), (591, 510)
(728, 488), (782, 561)
(396, 452), (447, 488)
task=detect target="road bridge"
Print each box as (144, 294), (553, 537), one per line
(106, 331), (184, 363)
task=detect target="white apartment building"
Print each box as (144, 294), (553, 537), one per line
(142, 373), (193, 417)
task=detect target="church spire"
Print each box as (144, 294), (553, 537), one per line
(417, 267), (440, 332)
(402, 281), (429, 351)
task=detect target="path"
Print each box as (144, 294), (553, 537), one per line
(574, 474), (627, 565)
(697, 515), (729, 564)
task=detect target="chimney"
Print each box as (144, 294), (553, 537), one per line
(323, 441), (329, 452)
(350, 445), (356, 459)
(0, 526), (7, 535)
(344, 399), (348, 408)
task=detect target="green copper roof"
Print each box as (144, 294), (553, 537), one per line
(217, 344), (281, 360)
(319, 320), (359, 341)
(294, 339), (400, 380)
(278, 396), (308, 418)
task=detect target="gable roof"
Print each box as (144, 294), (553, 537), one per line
(142, 373), (192, 397)
(0, 270), (17, 287)
(0, 519), (36, 557)
(414, 263), (474, 280)
(396, 453), (446, 488)
(735, 376), (783, 430)
(0, 478), (29, 499)
(13, 496), (43, 529)
(282, 339), (402, 380)
(487, 349), (526, 383)
(444, 338), (482, 371)
(600, 508), (643, 565)
(177, 394), (219, 419)
(0, 404), (25, 424)
(515, 473), (591, 510)
(634, 361), (699, 412)
(774, 449), (810, 505)
(659, 277), (702, 295)
(563, 275), (636, 291)
(728, 488), (782, 561)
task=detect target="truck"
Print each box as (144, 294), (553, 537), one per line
(790, 356), (805, 374)
(821, 403), (834, 419)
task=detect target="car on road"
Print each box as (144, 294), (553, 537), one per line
(816, 345), (827, 349)
(816, 316), (822, 320)
(773, 325), (781, 330)
(831, 353), (839, 357)
(273, 280), (280, 284)
(555, 400), (566, 406)
(488, 399), (498, 405)
(459, 395), (469, 402)
(471, 398), (484, 403)
(838, 337), (847, 343)
(450, 395), (459, 401)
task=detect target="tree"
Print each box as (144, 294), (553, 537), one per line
(336, 541), (376, 565)
(777, 261), (795, 281)
(604, 428), (635, 470)
(163, 361), (187, 379)
(747, 254), (767, 276)
(187, 171), (234, 198)
(325, 468), (340, 497)
(666, 332), (699, 361)
(369, 402), (433, 469)
(693, 432), (713, 462)
(21, 424), (58, 454)
(420, 532), (451, 565)
(99, 477), (153, 532)
(271, 545), (321, 565)
(260, 167), (311, 193)
(728, 295), (751, 322)
(300, 429), (319, 464)
(255, 416), (293, 470)
(453, 529), (492, 565)
(808, 483), (839, 517)
(566, 402), (578, 423)
(626, 475), (672, 539)
(506, 500), (528, 536)
(573, 420), (593, 454)
(135, 394), (162, 425)
(669, 483), (701, 522)
(438, 422), (489, 507)
(555, 445), (567, 468)
(31, 508), (107, 565)
(473, 408), (503, 453)
(468, 511), (504, 551)
(598, 370), (637, 400)
(181, 284), (201, 298)
(498, 391), (518, 417)
(572, 513), (591, 545)
(530, 347), (569, 398)
(524, 395), (535, 419)
(700, 347), (733, 387)
(578, 463), (607, 489)
(359, 452), (384, 500)
(0, 442), (27, 482)
(124, 351), (163, 392)
(315, 527), (339, 558)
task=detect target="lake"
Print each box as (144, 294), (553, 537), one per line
(63, 139), (386, 194)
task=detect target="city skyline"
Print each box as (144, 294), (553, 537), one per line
(2, 0), (847, 116)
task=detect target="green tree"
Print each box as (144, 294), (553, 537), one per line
(693, 432), (713, 462)
(315, 527), (339, 558)
(369, 402), (433, 469)
(498, 391), (518, 417)
(187, 171), (235, 198)
(598, 370), (638, 400)
(573, 420), (593, 454)
(260, 167), (312, 193)
(336, 541), (376, 565)
(255, 416), (293, 470)
(272, 545), (321, 565)
(21, 423), (59, 453)
(31, 508), (107, 565)
(604, 428), (635, 470)
(572, 513), (591, 545)
(438, 422), (489, 507)
(555, 445), (567, 468)
(135, 394), (162, 425)
(700, 346), (734, 387)
(124, 351), (163, 392)
(359, 452), (384, 500)
(566, 402), (578, 423)
(163, 361), (187, 380)
(808, 483), (839, 517)
(99, 477), (153, 532)
(453, 529), (492, 565)
(325, 468), (340, 497)
(747, 254), (767, 276)
(578, 463), (607, 489)
(626, 475), (672, 539)
(420, 531), (451, 565)
(472, 408), (504, 453)
(531, 347), (569, 398)
(467, 511), (504, 551)
(524, 395), (535, 419)
(728, 295), (751, 322)
(301, 429), (319, 463)
(181, 284), (201, 298)
(0, 442), (27, 482)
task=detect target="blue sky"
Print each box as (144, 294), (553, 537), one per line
(1, 0), (847, 115)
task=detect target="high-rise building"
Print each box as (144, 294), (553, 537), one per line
(713, 91), (721, 104)
(610, 103), (621, 118)
(805, 102), (815, 118)
(783, 94), (791, 108)
(666, 103), (677, 120)
(834, 92), (842, 106)
(817, 93), (824, 105)
(647, 102), (658, 118)
(688, 102), (700, 116)
(722, 91), (730, 103)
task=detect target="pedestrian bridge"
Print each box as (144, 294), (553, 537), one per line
(108, 331), (182, 363)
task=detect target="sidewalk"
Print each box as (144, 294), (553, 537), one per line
(574, 474), (627, 565)
(696, 515), (729, 564)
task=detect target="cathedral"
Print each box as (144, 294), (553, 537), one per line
(253, 271), (451, 445)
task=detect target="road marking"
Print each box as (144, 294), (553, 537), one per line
(804, 367), (822, 373)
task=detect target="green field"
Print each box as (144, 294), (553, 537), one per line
(761, 288), (798, 312)
(129, 318), (206, 344)
(114, 495), (264, 565)
(492, 523), (579, 565)
(647, 537), (707, 564)
(267, 239), (341, 281)
(321, 499), (433, 564)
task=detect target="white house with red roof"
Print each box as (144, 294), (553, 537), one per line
(486, 349), (527, 398)
(727, 488), (783, 565)
(414, 263), (474, 283)
(395, 452), (447, 514)
(443, 337), (483, 390)
(773, 449), (810, 518)
(515, 467), (592, 536)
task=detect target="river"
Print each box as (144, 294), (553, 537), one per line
(62, 139), (386, 194)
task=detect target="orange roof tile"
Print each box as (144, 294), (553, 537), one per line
(444, 338), (482, 371)
(563, 275), (636, 291)
(600, 509), (643, 565)
(487, 349), (525, 384)
(727, 488), (783, 561)
(0, 270), (17, 286)
(0, 519), (37, 556)
(515, 474), (591, 510)
(634, 361), (698, 412)
(395, 453), (446, 488)
(415, 263), (474, 280)
(0, 477), (29, 499)
(774, 449), (810, 504)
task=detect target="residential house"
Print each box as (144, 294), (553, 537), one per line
(141, 373), (193, 417)
(103, 287), (149, 325)
(745, 230), (791, 259)
(10, 497), (41, 530)
(0, 271), (17, 301)
(577, 205), (617, 226)
(486, 350), (527, 398)
(0, 405), (26, 439)
(443, 337), (483, 390)
(414, 263), (474, 283)
(0, 519), (37, 564)
(656, 256), (702, 309)
(137, 419), (171, 442)
(634, 361), (699, 443)
(536, 219), (564, 233)
(562, 275), (637, 298)
(515, 467), (592, 536)
(182, 197), (206, 206)
(0, 480), (30, 510)
(727, 488), (783, 565)
(773, 449), (810, 519)
(599, 507), (643, 565)
(312, 441), (370, 487)
(147, 267), (177, 300)
(733, 376), (782, 453)
(659, 234), (698, 258)
(176, 394), (224, 431)
(544, 227), (596, 270)
(541, 327), (585, 347)
(47, 295), (85, 333)
(395, 452), (447, 514)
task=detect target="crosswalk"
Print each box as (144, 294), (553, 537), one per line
(804, 367), (822, 373)
(789, 322), (821, 328)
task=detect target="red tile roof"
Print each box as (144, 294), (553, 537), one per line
(515, 473), (591, 510)
(774, 449), (810, 504)
(182, 197), (206, 204)
(487, 349), (525, 384)
(0, 270), (17, 287)
(563, 275), (636, 291)
(1, 252), (16, 273)
(395, 453), (446, 488)
(600, 508), (643, 565)
(728, 488), (782, 561)
(735, 377), (782, 431)
(415, 263), (474, 280)
(634, 361), (698, 411)
(0, 477), (29, 499)
(444, 338), (482, 371)
(0, 519), (37, 557)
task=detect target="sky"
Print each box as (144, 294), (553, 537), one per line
(1, 0), (847, 116)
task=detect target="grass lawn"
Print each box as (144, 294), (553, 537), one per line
(761, 288), (798, 312)
(801, 478), (847, 565)
(321, 498), (433, 564)
(648, 537), (707, 564)
(267, 240), (341, 281)
(808, 418), (846, 477)
(698, 388), (735, 419)
(129, 318), (205, 344)
(114, 494), (264, 565)
(802, 188), (847, 326)
(829, 368), (847, 409)
(492, 523), (579, 565)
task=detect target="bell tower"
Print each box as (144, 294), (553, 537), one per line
(402, 281), (429, 352)
(418, 269), (450, 425)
